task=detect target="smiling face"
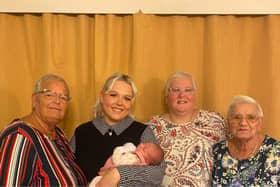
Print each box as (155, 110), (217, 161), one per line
(100, 80), (133, 125)
(32, 80), (69, 126)
(228, 103), (263, 141)
(166, 76), (196, 116)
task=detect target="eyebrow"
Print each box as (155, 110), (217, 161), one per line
(107, 90), (133, 95)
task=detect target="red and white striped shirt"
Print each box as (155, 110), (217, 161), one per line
(0, 120), (87, 186)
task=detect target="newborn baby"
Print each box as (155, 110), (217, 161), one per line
(89, 142), (164, 187)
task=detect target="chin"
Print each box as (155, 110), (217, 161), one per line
(111, 117), (125, 122)
(235, 135), (254, 141)
(112, 113), (128, 119)
(47, 116), (63, 124)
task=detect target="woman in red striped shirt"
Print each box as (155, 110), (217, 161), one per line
(0, 74), (87, 186)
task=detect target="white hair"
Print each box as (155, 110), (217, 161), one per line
(165, 71), (197, 96)
(34, 74), (70, 96)
(227, 95), (263, 117)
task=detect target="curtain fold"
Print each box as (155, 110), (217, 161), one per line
(1, 13), (279, 139)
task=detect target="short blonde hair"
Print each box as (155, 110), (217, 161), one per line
(94, 72), (137, 118)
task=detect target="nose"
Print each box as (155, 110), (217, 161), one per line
(239, 117), (248, 125)
(178, 90), (186, 97)
(116, 96), (123, 105)
(54, 94), (61, 103)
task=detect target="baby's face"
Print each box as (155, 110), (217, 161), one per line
(135, 144), (146, 156)
(135, 143), (153, 163)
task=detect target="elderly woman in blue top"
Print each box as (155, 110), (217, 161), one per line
(71, 72), (166, 187)
(212, 95), (280, 186)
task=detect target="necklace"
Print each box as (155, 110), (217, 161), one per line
(188, 109), (195, 122)
(31, 114), (57, 139)
(229, 137), (259, 160)
(247, 140), (259, 158)
(168, 109), (196, 124)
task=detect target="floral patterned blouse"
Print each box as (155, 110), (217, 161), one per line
(148, 110), (226, 187)
(212, 136), (280, 187)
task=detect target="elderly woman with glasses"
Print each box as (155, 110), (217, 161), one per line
(212, 95), (280, 186)
(147, 71), (226, 187)
(0, 74), (87, 186)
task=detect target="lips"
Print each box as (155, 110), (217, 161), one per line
(111, 106), (124, 112)
(177, 100), (187, 104)
(48, 106), (61, 111)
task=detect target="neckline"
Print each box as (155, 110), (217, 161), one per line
(160, 109), (200, 125)
(18, 118), (58, 140)
(227, 136), (264, 160)
(22, 114), (57, 140)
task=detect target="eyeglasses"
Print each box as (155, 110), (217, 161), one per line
(229, 114), (260, 124)
(35, 89), (71, 102)
(168, 87), (195, 95)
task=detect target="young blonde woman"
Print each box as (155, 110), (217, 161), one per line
(71, 73), (166, 187)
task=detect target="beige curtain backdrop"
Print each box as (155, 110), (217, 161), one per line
(0, 13), (279, 140)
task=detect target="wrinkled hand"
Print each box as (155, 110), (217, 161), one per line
(96, 168), (120, 187)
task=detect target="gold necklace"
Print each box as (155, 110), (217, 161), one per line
(247, 140), (258, 158)
(188, 109), (195, 122)
(31, 114), (56, 139)
(168, 109), (195, 124)
(229, 138), (259, 160)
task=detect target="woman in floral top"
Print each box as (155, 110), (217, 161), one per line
(212, 95), (280, 187)
(148, 72), (226, 187)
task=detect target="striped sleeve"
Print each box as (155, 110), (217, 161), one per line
(0, 132), (38, 186)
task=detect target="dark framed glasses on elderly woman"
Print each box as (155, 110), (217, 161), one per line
(229, 114), (260, 124)
(35, 89), (71, 102)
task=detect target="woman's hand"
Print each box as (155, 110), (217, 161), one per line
(96, 168), (120, 187)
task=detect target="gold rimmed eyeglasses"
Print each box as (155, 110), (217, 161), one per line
(229, 114), (260, 124)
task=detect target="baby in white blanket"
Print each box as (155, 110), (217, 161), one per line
(89, 142), (164, 187)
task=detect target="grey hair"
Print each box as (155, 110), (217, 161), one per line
(227, 95), (263, 118)
(33, 74), (70, 96)
(94, 72), (137, 118)
(165, 71), (197, 96)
